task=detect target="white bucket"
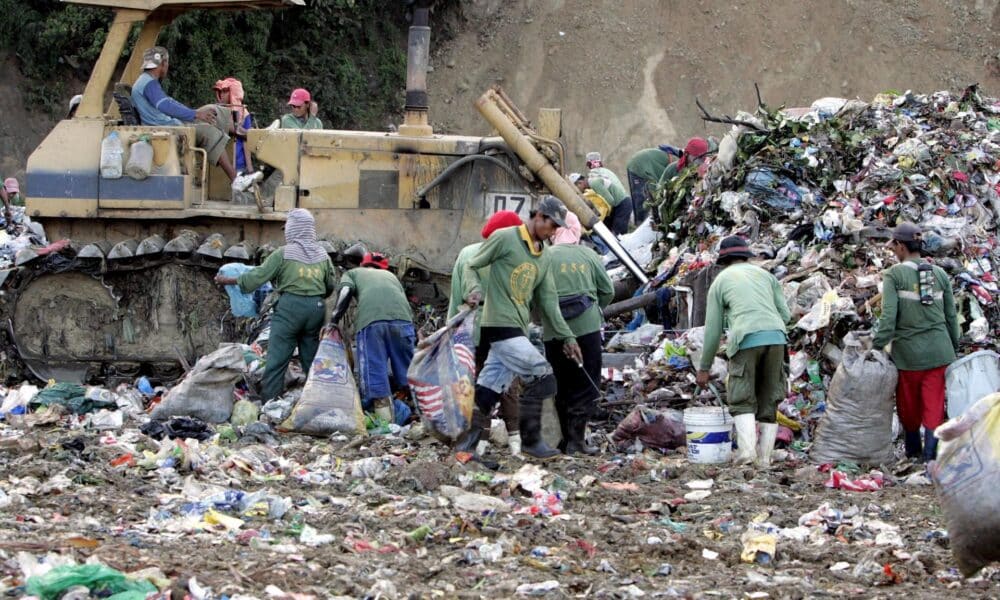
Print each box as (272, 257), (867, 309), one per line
(684, 406), (734, 464)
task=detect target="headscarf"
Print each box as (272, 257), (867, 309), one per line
(481, 210), (522, 239)
(213, 77), (247, 123)
(551, 211), (582, 245)
(283, 208), (327, 264)
(676, 137), (709, 170)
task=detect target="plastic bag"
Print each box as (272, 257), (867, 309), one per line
(407, 309), (476, 442)
(744, 168), (803, 211)
(945, 350), (1000, 419)
(26, 563), (157, 600)
(150, 344), (245, 423)
(281, 326), (365, 436)
(930, 392), (1000, 576)
(611, 406), (686, 451)
(219, 262), (267, 318)
(810, 343), (898, 465)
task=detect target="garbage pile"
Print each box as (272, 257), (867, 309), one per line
(610, 87), (1000, 442)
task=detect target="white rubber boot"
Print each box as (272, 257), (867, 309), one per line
(732, 413), (758, 465)
(475, 439), (491, 456)
(508, 431), (522, 457)
(757, 422), (778, 467)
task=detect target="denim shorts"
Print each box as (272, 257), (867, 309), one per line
(477, 335), (552, 394)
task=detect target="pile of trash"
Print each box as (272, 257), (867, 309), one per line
(605, 87), (1000, 442)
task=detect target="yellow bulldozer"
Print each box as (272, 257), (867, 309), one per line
(12, 0), (647, 382)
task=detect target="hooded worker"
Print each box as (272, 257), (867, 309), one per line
(331, 251), (415, 426)
(449, 210), (525, 455)
(544, 211), (614, 455)
(213, 77), (253, 174)
(696, 236), (791, 467)
(873, 222), (960, 462)
(214, 208), (336, 400)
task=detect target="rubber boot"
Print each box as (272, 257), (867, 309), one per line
(903, 431), (922, 458)
(372, 396), (394, 426)
(507, 431), (522, 457)
(922, 430), (938, 463)
(756, 422), (778, 467)
(455, 408), (490, 453)
(519, 375), (561, 460)
(564, 417), (598, 456)
(732, 413), (758, 465)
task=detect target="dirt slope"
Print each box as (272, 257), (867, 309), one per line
(428, 0), (1000, 176)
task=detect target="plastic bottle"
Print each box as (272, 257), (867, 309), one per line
(100, 131), (123, 179)
(125, 134), (154, 180)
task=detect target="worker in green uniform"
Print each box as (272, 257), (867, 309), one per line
(461, 196), (583, 459)
(626, 146), (679, 223)
(544, 211), (614, 455)
(575, 156), (632, 235)
(873, 222), (960, 462)
(331, 251), (415, 426)
(696, 236), (791, 467)
(214, 208), (335, 400)
(449, 210), (524, 454)
(278, 88), (323, 129)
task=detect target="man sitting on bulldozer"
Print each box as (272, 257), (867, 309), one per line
(131, 46), (261, 193)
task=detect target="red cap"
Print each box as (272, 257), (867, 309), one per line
(361, 252), (389, 270)
(288, 88), (311, 106)
(480, 210), (522, 239)
(677, 137), (710, 170)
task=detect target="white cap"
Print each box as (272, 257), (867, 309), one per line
(68, 94), (83, 110)
(568, 172), (583, 184)
(585, 151), (601, 162)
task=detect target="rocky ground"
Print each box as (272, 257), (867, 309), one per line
(1, 411), (996, 599)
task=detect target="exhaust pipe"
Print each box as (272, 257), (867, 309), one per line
(399, 3), (433, 137)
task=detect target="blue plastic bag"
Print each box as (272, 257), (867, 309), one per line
(744, 169), (803, 211)
(219, 262), (270, 317)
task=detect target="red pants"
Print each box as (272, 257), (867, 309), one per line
(895, 366), (947, 432)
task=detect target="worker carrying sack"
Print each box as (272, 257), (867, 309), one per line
(930, 392), (1000, 577)
(809, 336), (898, 465)
(407, 308), (476, 442)
(281, 326), (366, 436)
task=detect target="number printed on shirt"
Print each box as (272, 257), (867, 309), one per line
(297, 266), (322, 280)
(560, 262), (588, 274)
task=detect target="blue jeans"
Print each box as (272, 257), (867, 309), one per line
(477, 336), (553, 394)
(357, 320), (415, 424)
(627, 169), (651, 223)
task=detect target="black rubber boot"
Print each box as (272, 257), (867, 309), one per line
(922, 430), (938, 463)
(903, 431), (922, 459)
(455, 408), (488, 453)
(520, 375), (561, 460)
(563, 417), (598, 456)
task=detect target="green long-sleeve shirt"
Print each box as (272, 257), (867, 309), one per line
(699, 262), (791, 371)
(626, 148), (672, 185)
(237, 247), (335, 297)
(449, 242), (485, 343)
(339, 267), (413, 331)
(542, 244), (615, 340)
(589, 167), (628, 208)
(873, 258), (959, 371)
(463, 225), (576, 343)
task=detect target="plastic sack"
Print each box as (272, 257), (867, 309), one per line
(281, 326), (365, 436)
(810, 343), (898, 465)
(945, 350), (1000, 419)
(611, 406), (686, 451)
(930, 392), (1000, 576)
(218, 262), (264, 318)
(744, 168), (802, 211)
(150, 344), (245, 423)
(26, 563), (157, 600)
(407, 309), (477, 442)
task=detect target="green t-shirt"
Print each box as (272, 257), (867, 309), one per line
(279, 114), (324, 130)
(339, 267), (413, 331)
(699, 262), (791, 371)
(588, 168), (628, 208)
(237, 247), (335, 297)
(873, 259), (960, 371)
(463, 225), (575, 343)
(542, 244), (615, 340)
